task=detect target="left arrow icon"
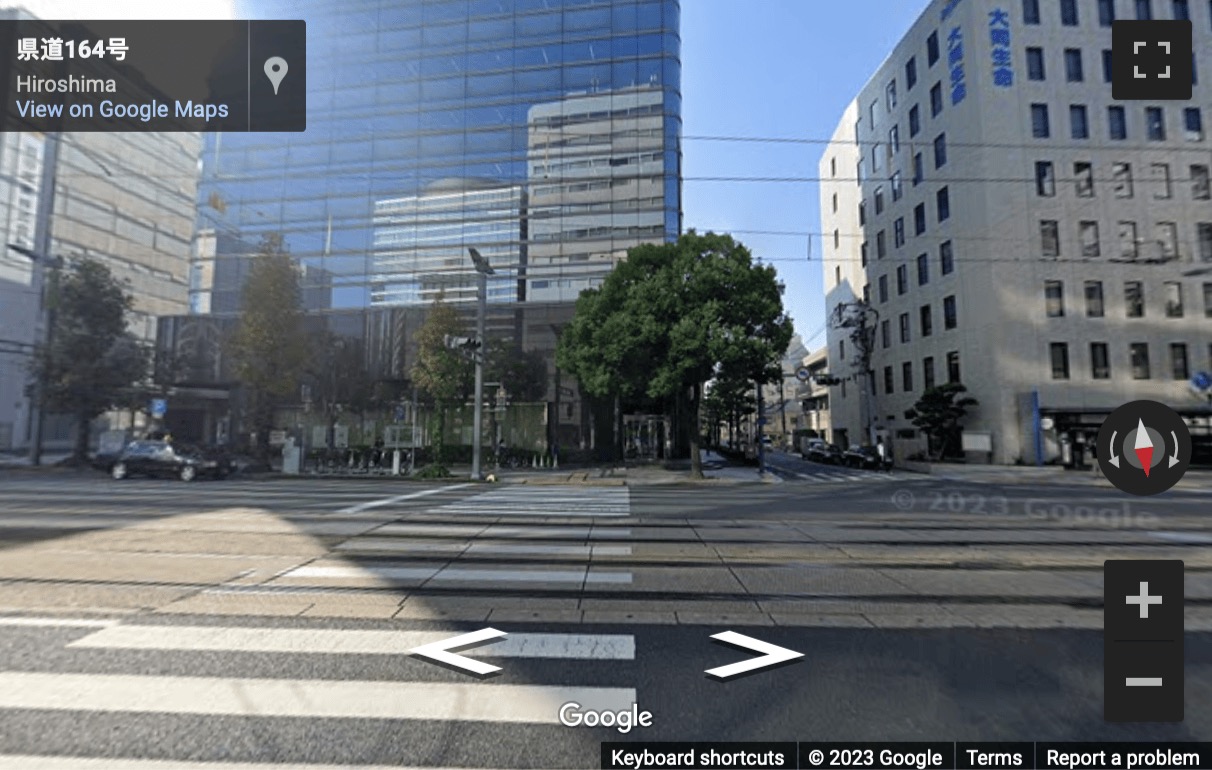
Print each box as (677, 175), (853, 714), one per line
(410, 627), (507, 677)
(704, 630), (804, 680)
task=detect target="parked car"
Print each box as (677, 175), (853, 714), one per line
(843, 445), (888, 470)
(808, 443), (844, 465)
(110, 440), (234, 481)
(800, 437), (826, 459)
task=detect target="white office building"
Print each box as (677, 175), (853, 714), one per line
(820, 0), (1211, 464)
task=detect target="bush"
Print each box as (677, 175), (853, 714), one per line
(414, 464), (451, 479)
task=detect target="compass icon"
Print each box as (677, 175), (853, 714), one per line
(1098, 400), (1191, 495)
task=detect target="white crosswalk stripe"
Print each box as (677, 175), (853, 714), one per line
(433, 485), (630, 517)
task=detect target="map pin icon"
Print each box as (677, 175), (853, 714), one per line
(264, 56), (288, 95)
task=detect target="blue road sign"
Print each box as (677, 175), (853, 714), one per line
(150, 398), (167, 418)
(1192, 371), (1212, 392)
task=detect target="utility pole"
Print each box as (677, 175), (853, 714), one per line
(468, 247), (494, 481)
(25, 132), (60, 466)
(755, 381), (766, 476)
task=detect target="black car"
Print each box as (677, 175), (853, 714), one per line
(110, 440), (233, 481)
(842, 445), (888, 470)
(808, 443), (844, 465)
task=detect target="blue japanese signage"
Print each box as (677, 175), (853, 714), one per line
(989, 8), (1014, 88)
(948, 26), (967, 105)
(941, 0), (964, 20)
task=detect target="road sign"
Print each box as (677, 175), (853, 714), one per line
(1191, 371), (1212, 393)
(795, 366), (811, 382)
(150, 398), (167, 418)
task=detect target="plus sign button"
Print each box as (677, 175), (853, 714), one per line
(1112, 20), (1193, 100)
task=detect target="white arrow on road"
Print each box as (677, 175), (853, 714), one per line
(704, 631), (804, 680)
(410, 627), (507, 676)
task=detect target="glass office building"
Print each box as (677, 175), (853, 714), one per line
(193, 0), (682, 313)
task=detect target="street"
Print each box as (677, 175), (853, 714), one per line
(0, 467), (1210, 768)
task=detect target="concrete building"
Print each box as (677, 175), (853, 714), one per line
(820, 0), (1212, 464)
(796, 347), (833, 441)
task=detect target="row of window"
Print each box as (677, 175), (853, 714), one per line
(880, 352), (963, 396)
(1024, 0), (1207, 26)
(1048, 341), (1203, 381)
(1044, 279), (1212, 318)
(1038, 219), (1212, 260)
(855, 297), (961, 354)
(1026, 46), (1197, 88)
(1034, 160), (1211, 201)
(856, 187), (953, 262)
(1030, 103), (1204, 141)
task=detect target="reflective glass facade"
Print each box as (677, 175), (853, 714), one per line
(193, 0), (682, 313)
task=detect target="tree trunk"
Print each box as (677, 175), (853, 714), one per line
(74, 410), (91, 465)
(688, 382), (703, 479)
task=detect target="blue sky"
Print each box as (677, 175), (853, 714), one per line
(681, 0), (931, 352)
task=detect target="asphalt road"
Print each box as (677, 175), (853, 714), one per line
(0, 469), (1209, 768)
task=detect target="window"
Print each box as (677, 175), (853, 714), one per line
(1152, 162), (1172, 198)
(1108, 106), (1128, 140)
(1074, 162), (1094, 196)
(870, 100), (878, 125)
(884, 366), (895, 395)
(899, 313), (911, 343)
(923, 357), (936, 390)
(914, 203), (927, 235)
(832, 193), (838, 213)
(1027, 47), (1046, 81)
(875, 185), (885, 214)
(1119, 222), (1139, 260)
(909, 105), (921, 137)
(1199, 223), (1212, 261)
(879, 274), (889, 302)
(877, 230), (887, 259)
(1171, 343), (1190, 380)
(1173, 108), (1202, 146)
(1085, 281), (1105, 317)
(940, 240), (954, 275)
(933, 133), (947, 168)
(906, 56), (918, 89)
(936, 187), (950, 222)
(896, 360), (911, 393)
(1031, 103), (1050, 138)
(1156, 222), (1178, 261)
(1080, 221), (1101, 257)
(894, 217), (906, 247)
(872, 143), (883, 173)
(839, 340), (847, 362)
(886, 80), (898, 111)
(1191, 164), (1211, 199)
(927, 31), (940, 65)
(889, 125), (901, 155)
(1103, 50), (1115, 83)
(831, 157), (837, 177)
(1091, 342), (1111, 379)
(897, 265), (909, 295)
(930, 83), (943, 116)
(1136, 0), (1153, 18)
(1070, 104), (1089, 139)
(861, 242), (869, 267)
(943, 295), (957, 329)
(834, 229), (840, 249)
(1112, 162), (1133, 197)
(1035, 161), (1056, 196)
(917, 253), (929, 285)
(1023, 0), (1041, 23)
(1173, 0), (1190, 19)
(857, 159), (865, 185)
(891, 171), (903, 201)
(1051, 343), (1071, 379)
(879, 319), (890, 349)
(1146, 106), (1165, 140)
(1130, 342), (1151, 379)
(862, 283), (871, 304)
(1065, 49), (1084, 81)
(859, 202), (867, 225)
(1045, 280), (1065, 317)
(1099, 0), (1116, 24)
(1061, 0), (1079, 24)
(1041, 220), (1060, 257)
(1205, 282), (1212, 316)
(912, 153), (924, 186)
(946, 351), (961, 384)
(1125, 281), (1145, 317)
(1165, 281), (1184, 317)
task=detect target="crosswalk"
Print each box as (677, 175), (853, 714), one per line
(0, 617), (637, 767)
(782, 468), (910, 483)
(433, 485), (630, 517)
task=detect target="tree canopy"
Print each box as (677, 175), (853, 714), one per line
(411, 294), (473, 468)
(30, 257), (148, 462)
(558, 231), (793, 476)
(906, 383), (979, 460)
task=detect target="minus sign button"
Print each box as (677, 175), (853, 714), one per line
(1126, 677), (1164, 687)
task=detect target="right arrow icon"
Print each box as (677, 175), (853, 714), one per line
(704, 631), (804, 680)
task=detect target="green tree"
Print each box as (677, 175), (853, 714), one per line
(558, 231), (793, 478)
(486, 340), (548, 403)
(226, 233), (310, 463)
(411, 294), (472, 469)
(306, 332), (377, 443)
(906, 383), (979, 460)
(29, 258), (149, 463)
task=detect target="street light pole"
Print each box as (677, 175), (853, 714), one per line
(468, 247), (495, 481)
(26, 131), (61, 466)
